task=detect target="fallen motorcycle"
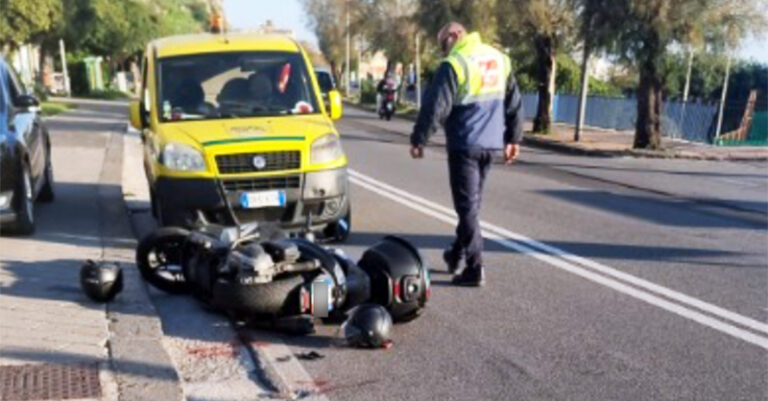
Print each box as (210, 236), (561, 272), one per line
(136, 217), (430, 334)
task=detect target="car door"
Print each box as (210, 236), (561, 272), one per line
(7, 68), (44, 190)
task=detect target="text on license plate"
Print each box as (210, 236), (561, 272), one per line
(240, 190), (286, 209)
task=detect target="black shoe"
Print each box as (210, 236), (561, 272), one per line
(451, 267), (485, 287)
(443, 249), (461, 274)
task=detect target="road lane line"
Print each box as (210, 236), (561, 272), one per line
(349, 169), (768, 336)
(349, 172), (768, 349)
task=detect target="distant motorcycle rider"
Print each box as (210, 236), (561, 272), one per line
(409, 22), (524, 287)
(376, 74), (397, 115)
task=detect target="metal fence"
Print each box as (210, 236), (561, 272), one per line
(408, 87), (765, 145)
(521, 93), (732, 144)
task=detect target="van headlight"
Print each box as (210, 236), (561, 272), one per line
(161, 143), (206, 171)
(311, 133), (344, 165)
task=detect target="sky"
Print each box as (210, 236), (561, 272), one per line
(223, 0), (318, 46)
(222, 0), (768, 64)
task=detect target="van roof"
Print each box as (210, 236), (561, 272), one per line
(151, 33), (301, 58)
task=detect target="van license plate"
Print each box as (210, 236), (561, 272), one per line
(240, 190), (286, 209)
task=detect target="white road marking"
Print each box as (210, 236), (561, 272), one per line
(350, 169), (768, 335)
(349, 169), (768, 350)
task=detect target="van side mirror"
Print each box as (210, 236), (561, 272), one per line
(327, 90), (343, 121)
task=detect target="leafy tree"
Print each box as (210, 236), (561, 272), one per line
(416, 0), (499, 44)
(591, 0), (766, 149)
(414, 0), (501, 85)
(497, 0), (579, 133)
(0, 0), (62, 51)
(302, 0), (361, 84)
(359, 0), (420, 71)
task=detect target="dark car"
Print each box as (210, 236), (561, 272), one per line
(0, 56), (54, 235)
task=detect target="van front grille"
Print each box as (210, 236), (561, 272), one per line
(216, 151), (301, 174)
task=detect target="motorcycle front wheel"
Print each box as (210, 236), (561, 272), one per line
(136, 226), (191, 294)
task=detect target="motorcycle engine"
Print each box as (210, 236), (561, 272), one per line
(227, 243), (277, 284)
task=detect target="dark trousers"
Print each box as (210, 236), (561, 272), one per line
(447, 149), (494, 270)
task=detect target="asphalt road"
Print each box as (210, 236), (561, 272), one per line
(288, 107), (768, 401)
(7, 100), (765, 401)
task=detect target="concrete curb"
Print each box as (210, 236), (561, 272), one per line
(238, 330), (331, 401)
(120, 123), (320, 400)
(522, 136), (620, 158)
(111, 125), (184, 401)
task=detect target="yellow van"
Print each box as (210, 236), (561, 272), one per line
(129, 33), (350, 240)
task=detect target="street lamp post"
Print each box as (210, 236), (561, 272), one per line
(345, 4), (350, 97)
(59, 39), (70, 97)
(714, 52), (732, 143)
(415, 34), (421, 110)
(679, 48), (694, 128)
(574, 41), (590, 142)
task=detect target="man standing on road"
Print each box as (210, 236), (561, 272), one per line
(410, 22), (524, 287)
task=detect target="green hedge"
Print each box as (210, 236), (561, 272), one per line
(360, 80), (376, 105)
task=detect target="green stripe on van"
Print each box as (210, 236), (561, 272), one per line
(202, 136), (305, 146)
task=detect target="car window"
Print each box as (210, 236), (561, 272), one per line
(157, 51), (319, 122)
(0, 62), (7, 114)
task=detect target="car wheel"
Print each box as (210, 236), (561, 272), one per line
(38, 160), (55, 202)
(11, 165), (35, 235)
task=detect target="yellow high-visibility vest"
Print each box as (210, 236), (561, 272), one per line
(444, 32), (512, 105)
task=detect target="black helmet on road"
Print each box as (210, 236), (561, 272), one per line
(357, 236), (430, 322)
(342, 303), (393, 349)
(80, 260), (123, 302)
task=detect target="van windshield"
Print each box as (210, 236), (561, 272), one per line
(157, 51), (319, 122)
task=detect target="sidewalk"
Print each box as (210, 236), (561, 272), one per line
(523, 123), (768, 161)
(346, 101), (768, 161)
(0, 110), (180, 401)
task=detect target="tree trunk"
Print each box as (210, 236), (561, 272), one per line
(533, 36), (556, 133)
(634, 57), (663, 149)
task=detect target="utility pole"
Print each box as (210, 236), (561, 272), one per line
(714, 52), (732, 142)
(415, 34), (421, 110)
(574, 41), (590, 142)
(357, 35), (362, 96)
(679, 48), (693, 126)
(344, 2), (350, 97)
(59, 39), (70, 97)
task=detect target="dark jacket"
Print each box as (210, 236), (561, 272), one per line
(410, 61), (524, 150)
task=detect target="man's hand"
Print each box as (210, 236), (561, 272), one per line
(504, 143), (520, 164)
(410, 145), (424, 159)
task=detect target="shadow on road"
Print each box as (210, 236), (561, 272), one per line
(538, 189), (767, 230)
(528, 160), (768, 180)
(344, 231), (760, 269)
(1, 182), (135, 250)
